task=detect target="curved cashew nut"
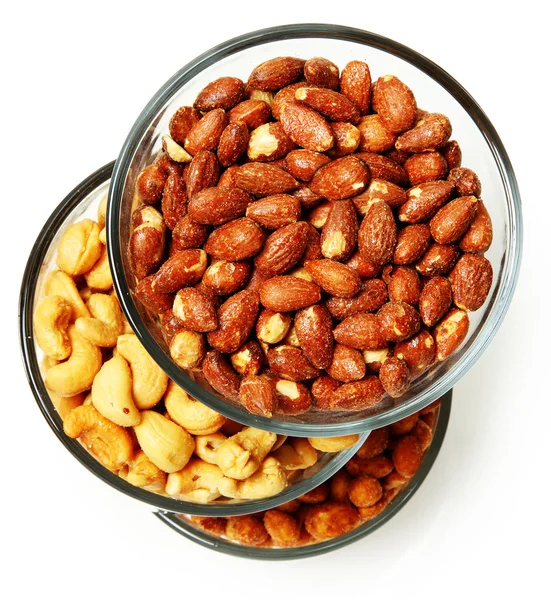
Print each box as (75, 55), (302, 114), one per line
(165, 380), (225, 435)
(271, 438), (318, 471)
(64, 405), (134, 471)
(194, 432), (228, 464)
(91, 356), (140, 427)
(84, 246), (113, 291)
(308, 434), (360, 453)
(119, 450), (166, 493)
(133, 411), (195, 473)
(165, 458), (224, 502)
(33, 295), (72, 360)
(44, 270), (90, 321)
(116, 334), (168, 410)
(45, 325), (102, 396)
(75, 294), (124, 347)
(47, 390), (85, 421)
(218, 457), (287, 500)
(97, 194), (108, 228)
(57, 219), (102, 276)
(215, 427), (277, 480)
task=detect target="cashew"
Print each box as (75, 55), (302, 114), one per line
(164, 380), (225, 435)
(64, 405), (134, 471)
(215, 427), (277, 480)
(41, 356), (59, 372)
(48, 390), (85, 421)
(91, 356), (140, 427)
(194, 432), (227, 464)
(218, 457), (287, 500)
(165, 458), (224, 502)
(97, 194), (108, 228)
(271, 438), (318, 471)
(99, 227), (107, 245)
(79, 286), (93, 303)
(45, 325), (102, 396)
(44, 270), (90, 321)
(84, 246), (113, 291)
(57, 219), (102, 276)
(75, 294), (124, 347)
(133, 411), (195, 473)
(119, 450), (166, 493)
(83, 393), (92, 406)
(33, 295), (72, 360)
(115, 334), (168, 410)
(308, 434), (360, 452)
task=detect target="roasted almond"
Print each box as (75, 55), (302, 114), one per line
(340, 60), (372, 116)
(448, 167), (482, 197)
(136, 164), (167, 204)
(188, 186), (252, 225)
(398, 180), (455, 224)
(384, 265), (422, 306)
(160, 309), (186, 344)
(320, 199), (358, 261)
(169, 106), (202, 145)
(173, 287), (218, 332)
(217, 165), (240, 188)
(204, 217), (266, 261)
(135, 275), (174, 314)
(184, 108), (228, 156)
(217, 122), (249, 167)
(377, 301), (421, 342)
(246, 194), (301, 229)
(284, 149), (331, 182)
(260, 276), (321, 312)
(394, 330), (436, 378)
(272, 83), (312, 120)
(333, 313), (387, 350)
(379, 357), (410, 398)
(372, 75), (417, 133)
(239, 376), (276, 417)
(441, 140), (462, 169)
(201, 259), (252, 295)
(231, 341), (264, 377)
(171, 215), (210, 253)
(433, 308), (469, 361)
(329, 122), (361, 157)
(459, 201), (493, 253)
(393, 224), (431, 265)
(294, 304), (334, 369)
(309, 156), (369, 200)
(327, 344), (366, 383)
(244, 267), (270, 294)
(329, 376), (385, 411)
(352, 179), (407, 214)
(430, 195), (479, 245)
(194, 77), (245, 112)
(161, 174), (187, 233)
(416, 243), (460, 277)
(345, 253), (382, 279)
(449, 254), (493, 311)
(151, 249), (207, 294)
(357, 114), (397, 152)
(273, 379), (312, 415)
(228, 98), (272, 130)
(304, 57), (340, 90)
(247, 122), (296, 162)
(357, 200), (397, 266)
(280, 102), (335, 153)
(305, 259), (361, 298)
(295, 87), (360, 123)
(129, 206), (166, 279)
(355, 152), (409, 186)
(396, 113), (452, 152)
(300, 223), (324, 262)
(235, 163), (299, 196)
(185, 150), (220, 199)
(311, 375), (341, 410)
(256, 309), (292, 344)
(247, 57), (306, 91)
(255, 221), (309, 276)
(404, 151), (448, 185)
(202, 350), (241, 401)
(308, 201), (332, 229)
(268, 345), (320, 381)
(362, 348), (391, 374)
(293, 185), (324, 209)
(419, 276), (453, 327)
(326, 279), (388, 320)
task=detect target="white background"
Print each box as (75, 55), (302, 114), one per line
(2, 1), (549, 598)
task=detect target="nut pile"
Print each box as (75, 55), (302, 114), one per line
(34, 204), (358, 502)
(187, 399), (441, 547)
(129, 55), (494, 418)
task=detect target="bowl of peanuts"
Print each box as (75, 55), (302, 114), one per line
(108, 24), (522, 436)
(156, 392), (451, 558)
(19, 162), (368, 516)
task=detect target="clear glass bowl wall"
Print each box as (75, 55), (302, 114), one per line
(108, 24), (522, 436)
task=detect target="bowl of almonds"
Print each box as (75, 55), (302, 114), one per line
(107, 24), (522, 436)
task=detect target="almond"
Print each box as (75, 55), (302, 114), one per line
(229, 99), (272, 130)
(160, 310), (186, 344)
(379, 357), (410, 398)
(355, 152), (409, 186)
(345, 253), (382, 279)
(395, 113), (452, 152)
(246, 194), (301, 229)
(305, 259), (361, 298)
(188, 186), (252, 225)
(284, 149), (331, 182)
(384, 147), (411, 165)
(202, 350), (241, 401)
(300, 223), (324, 262)
(309, 156), (370, 200)
(384, 265), (422, 305)
(326, 279), (388, 320)
(161, 173), (188, 230)
(207, 290), (259, 353)
(329, 376), (384, 411)
(294, 304), (334, 369)
(433, 308), (469, 361)
(273, 379), (312, 415)
(256, 309), (292, 344)
(377, 301), (421, 342)
(280, 102), (335, 152)
(231, 341), (264, 377)
(362, 348), (391, 374)
(171, 215), (210, 253)
(357, 200), (397, 265)
(329, 122), (361, 157)
(340, 60), (372, 116)
(308, 201), (332, 229)
(260, 276), (321, 312)
(320, 199), (358, 261)
(448, 167), (482, 197)
(204, 217), (266, 261)
(201, 259), (252, 295)
(247, 122), (296, 162)
(272, 83), (313, 120)
(293, 185), (324, 209)
(194, 77), (245, 111)
(404, 151), (448, 185)
(217, 165), (240, 188)
(352, 179), (407, 214)
(441, 140), (462, 169)
(129, 207), (166, 279)
(268, 345), (320, 381)
(459, 201), (493, 253)
(136, 164), (167, 204)
(295, 87), (360, 123)
(398, 180), (454, 224)
(311, 375), (341, 410)
(416, 243), (460, 277)
(239, 376), (276, 417)
(151, 249), (207, 293)
(304, 57), (340, 89)
(235, 163), (299, 196)
(173, 288), (218, 332)
(419, 276), (453, 327)
(247, 57), (306, 91)
(170, 330), (206, 369)
(327, 344), (366, 383)
(254, 221), (309, 276)
(184, 108), (228, 155)
(217, 122), (249, 167)
(372, 75), (417, 133)
(394, 330), (436, 378)
(393, 224), (431, 264)
(333, 313), (387, 350)
(244, 267), (270, 294)
(185, 150), (220, 199)
(134, 275), (174, 314)
(169, 106), (202, 145)
(357, 114), (397, 152)
(430, 196), (478, 244)
(449, 254), (493, 311)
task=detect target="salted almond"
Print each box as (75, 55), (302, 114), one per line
(259, 276), (321, 312)
(352, 179), (407, 214)
(305, 259), (361, 298)
(340, 60), (372, 115)
(294, 304), (334, 369)
(398, 180), (454, 224)
(284, 149), (331, 182)
(188, 186), (252, 225)
(217, 122), (249, 167)
(357, 114), (397, 152)
(204, 217), (266, 261)
(459, 201), (493, 253)
(246, 194), (301, 229)
(372, 75), (417, 133)
(434, 308), (469, 360)
(254, 221), (310, 276)
(357, 200), (397, 265)
(304, 57), (340, 89)
(248, 57), (306, 91)
(184, 108), (228, 155)
(236, 163), (299, 196)
(228, 99), (272, 130)
(419, 277), (453, 327)
(247, 122), (296, 162)
(430, 196), (479, 244)
(310, 156), (369, 200)
(320, 199), (358, 261)
(295, 87), (360, 123)
(449, 254), (493, 312)
(329, 376), (385, 411)
(280, 102), (335, 152)
(396, 113), (452, 152)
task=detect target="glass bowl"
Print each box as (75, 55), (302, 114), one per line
(18, 162), (367, 516)
(156, 390), (452, 559)
(107, 24), (522, 436)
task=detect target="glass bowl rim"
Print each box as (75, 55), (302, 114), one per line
(155, 390), (452, 560)
(107, 23), (522, 436)
(18, 160), (367, 516)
